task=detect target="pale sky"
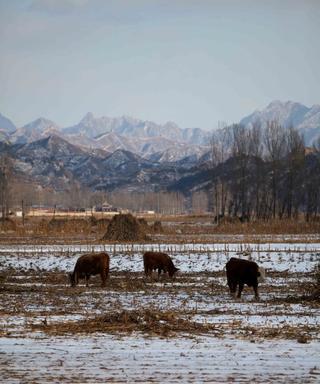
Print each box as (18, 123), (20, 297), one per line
(0, 0), (319, 129)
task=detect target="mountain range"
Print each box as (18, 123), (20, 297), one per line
(5, 112), (211, 162)
(1, 100), (320, 194)
(240, 100), (320, 145)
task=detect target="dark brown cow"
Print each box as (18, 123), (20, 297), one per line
(143, 251), (179, 279)
(226, 257), (264, 299)
(69, 252), (110, 287)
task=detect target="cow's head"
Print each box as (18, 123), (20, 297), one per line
(169, 266), (179, 278)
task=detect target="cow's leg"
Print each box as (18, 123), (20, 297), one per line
(237, 282), (244, 298)
(231, 283), (237, 298)
(253, 284), (259, 300)
(228, 278), (237, 298)
(85, 274), (90, 287)
(101, 275), (106, 287)
(143, 262), (149, 278)
(100, 270), (107, 287)
(144, 267), (152, 280)
(157, 268), (162, 280)
(227, 277), (232, 291)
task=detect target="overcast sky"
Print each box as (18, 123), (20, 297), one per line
(0, 0), (319, 129)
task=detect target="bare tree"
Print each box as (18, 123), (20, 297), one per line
(264, 121), (287, 219)
(191, 191), (209, 214)
(210, 123), (230, 220)
(230, 124), (251, 218)
(281, 126), (305, 218)
(304, 137), (320, 221)
(0, 155), (13, 219)
(248, 121), (264, 219)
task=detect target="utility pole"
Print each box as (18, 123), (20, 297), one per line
(0, 163), (7, 221)
(22, 199), (25, 226)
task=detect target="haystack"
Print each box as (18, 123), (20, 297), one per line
(88, 215), (98, 226)
(96, 218), (110, 230)
(153, 220), (163, 233)
(138, 218), (149, 230)
(0, 217), (16, 231)
(102, 213), (148, 242)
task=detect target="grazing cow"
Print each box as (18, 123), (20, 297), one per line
(143, 251), (179, 279)
(69, 252), (110, 287)
(226, 257), (264, 299)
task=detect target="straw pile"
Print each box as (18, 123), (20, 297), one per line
(102, 213), (149, 241)
(153, 220), (163, 233)
(0, 217), (16, 231)
(33, 309), (216, 337)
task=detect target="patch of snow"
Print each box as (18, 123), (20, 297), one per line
(1, 335), (319, 383)
(1, 242), (319, 273)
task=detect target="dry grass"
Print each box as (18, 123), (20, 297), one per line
(171, 218), (320, 236)
(213, 219), (320, 235)
(29, 305), (319, 341)
(0, 217), (16, 231)
(31, 308), (217, 337)
(1, 215), (320, 245)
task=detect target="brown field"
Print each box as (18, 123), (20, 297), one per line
(0, 216), (319, 382)
(1, 214), (320, 244)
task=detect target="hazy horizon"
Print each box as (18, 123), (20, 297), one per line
(1, 0), (319, 130)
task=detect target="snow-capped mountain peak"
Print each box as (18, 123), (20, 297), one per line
(0, 113), (16, 133)
(240, 100), (320, 145)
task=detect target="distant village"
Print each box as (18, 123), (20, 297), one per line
(11, 202), (156, 218)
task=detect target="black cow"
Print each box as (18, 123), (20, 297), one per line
(226, 257), (265, 299)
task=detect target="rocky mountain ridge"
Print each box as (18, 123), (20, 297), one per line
(2, 100), (320, 164)
(240, 100), (320, 145)
(1, 100), (320, 194)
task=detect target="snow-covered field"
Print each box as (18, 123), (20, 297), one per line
(0, 241), (319, 383)
(1, 242), (319, 273)
(1, 335), (320, 383)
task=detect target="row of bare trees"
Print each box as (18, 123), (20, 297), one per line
(3, 180), (188, 216)
(210, 121), (320, 221)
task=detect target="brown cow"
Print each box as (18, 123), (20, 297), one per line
(69, 252), (110, 287)
(143, 251), (179, 279)
(226, 257), (264, 299)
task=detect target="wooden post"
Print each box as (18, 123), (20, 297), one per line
(22, 200), (25, 226)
